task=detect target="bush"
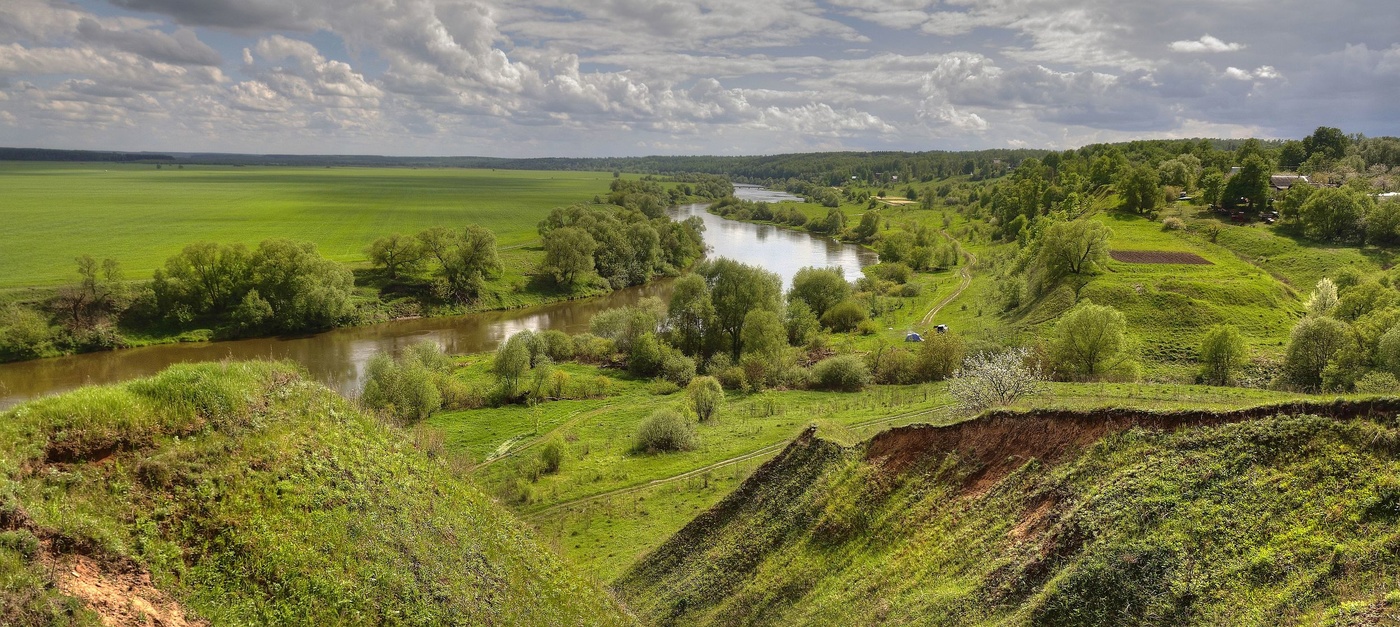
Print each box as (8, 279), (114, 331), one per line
(811, 355), (871, 391)
(661, 352), (697, 386)
(634, 409), (698, 453)
(897, 283), (923, 298)
(716, 366), (748, 391)
(948, 348), (1045, 411)
(361, 349), (443, 424)
(869, 347), (919, 384)
(821, 300), (868, 332)
(572, 333), (614, 363)
(870, 262), (912, 284)
(1355, 371), (1400, 395)
(539, 440), (564, 474)
(629, 333), (664, 377)
(540, 329), (576, 362)
(687, 376), (724, 422)
(1161, 216), (1185, 231)
(1199, 324), (1246, 385)
(918, 333), (965, 381)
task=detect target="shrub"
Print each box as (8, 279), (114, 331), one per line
(1355, 371), (1400, 395)
(821, 300), (868, 332)
(629, 333), (664, 377)
(1198, 324), (1246, 385)
(634, 409), (698, 453)
(917, 333), (965, 381)
(869, 347), (919, 384)
(539, 329), (576, 362)
(786, 300), (820, 346)
(661, 352), (697, 386)
(897, 283), (923, 298)
(1284, 316), (1352, 389)
(1161, 216), (1185, 231)
(361, 352), (441, 424)
(811, 355), (871, 391)
(494, 332), (533, 396)
(948, 348), (1045, 411)
(1050, 301), (1127, 380)
(539, 440), (563, 474)
(870, 262), (912, 284)
(687, 376), (724, 422)
(716, 366), (748, 391)
(572, 333), (614, 363)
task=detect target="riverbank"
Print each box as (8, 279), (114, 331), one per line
(0, 202), (877, 409)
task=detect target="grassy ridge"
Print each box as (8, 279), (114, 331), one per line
(618, 402), (1400, 625)
(430, 355), (1317, 583)
(0, 163), (622, 288)
(0, 361), (633, 625)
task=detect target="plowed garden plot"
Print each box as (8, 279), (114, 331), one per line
(1110, 250), (1212, 264)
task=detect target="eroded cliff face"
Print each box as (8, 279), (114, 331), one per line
(618, 400), (1400, 626)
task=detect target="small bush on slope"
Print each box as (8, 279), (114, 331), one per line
(0, 361), (633, 626)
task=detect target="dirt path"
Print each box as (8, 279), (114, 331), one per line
(471, 404), (613, 472)
(523, 403), (953, 519)
(920, 232), (976, 327)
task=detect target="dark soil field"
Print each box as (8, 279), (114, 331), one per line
(1110, 250), (1213, 264)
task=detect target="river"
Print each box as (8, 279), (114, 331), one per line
(0, 190), (875, 409)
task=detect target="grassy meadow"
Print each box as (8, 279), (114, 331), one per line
(0, 162), (622, 288)
(427, 355), (1323, 582)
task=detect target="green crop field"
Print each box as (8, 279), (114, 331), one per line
(0, 163), (622, 288)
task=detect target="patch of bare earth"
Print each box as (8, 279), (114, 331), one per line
(43, 553), (205, 627)
(1110, 250), (1212, 264)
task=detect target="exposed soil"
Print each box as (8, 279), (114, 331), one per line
(44, 553), (205, 627)
(863, 399), (1400, 494)
(1109, 250), (1212, 264)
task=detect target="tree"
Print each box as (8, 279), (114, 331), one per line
(788, 267), (850, 318)
(1118, 163), (1162, 214)
(1366, 199), (1400, 245)
(418, 224), (502, 302)
(947, 347), (1045, 411)
(1035, 219), (1112, 286)
(1284, 316), (1351, 389)
(152, 241), (252, 319)
(1199, 170), (1225, 206)
(698, 258), (782, 359)
(687, 376), (724, 422)
(1199, 324), (1246, 385)
(1300, 188), (1368, 242)
(54, 255), (125, 330)
(1050, 301), (1127, 378)
(785, 300), (820, 346)
(1304, 126), (1350, 161)
(1305, 277), (1339, 317)
(366, 233), (424, 280)
(666, 274), (714, 356)
(494, 332), (533, 397)
(1222, 155), (1271, 210)
(852, 211), (880, 242)
(248, 239), (354, 331)
(541, 227), (597, 287)
(740, 309), (787, 364)
(361, 342), (447, 424)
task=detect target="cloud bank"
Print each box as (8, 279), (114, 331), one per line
(0, 0), (1396, 156)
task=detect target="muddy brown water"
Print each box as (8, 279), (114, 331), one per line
(0, 198), (875, 409)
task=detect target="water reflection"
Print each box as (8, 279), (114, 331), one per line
(0, 194), (874, 409)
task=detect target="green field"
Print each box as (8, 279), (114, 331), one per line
(0, 163), (622, 288)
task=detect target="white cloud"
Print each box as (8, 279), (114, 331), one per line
(1170, 34), (1245, 53)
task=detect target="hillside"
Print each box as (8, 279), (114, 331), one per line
(0, 361), (634, 626)
(617, 401), (1400, 625)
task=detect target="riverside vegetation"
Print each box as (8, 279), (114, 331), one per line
(0, 168), (723, 362)
(7, 126), (1400, 624)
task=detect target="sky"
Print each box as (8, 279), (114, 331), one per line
(1, 0), (1398, 157)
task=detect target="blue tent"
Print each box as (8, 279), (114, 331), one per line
(905, 332), (923, 342)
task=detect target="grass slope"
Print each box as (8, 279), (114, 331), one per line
(0, 163), (622, 288)
(618, 401), (1400, 626)
(0, 361), (633, 626)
